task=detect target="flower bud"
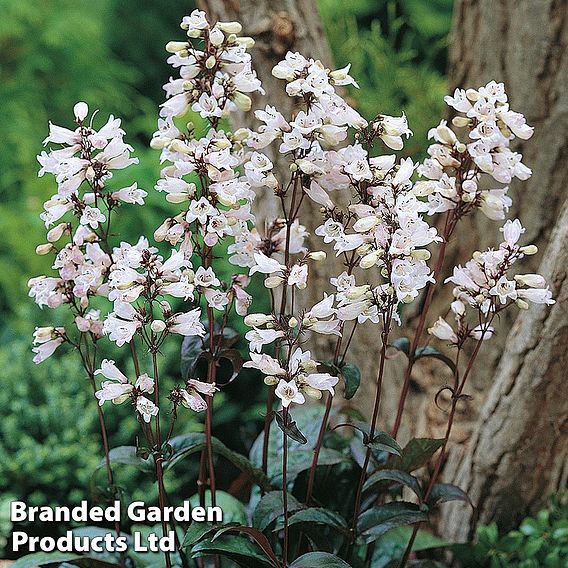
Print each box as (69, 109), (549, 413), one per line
(353, 216), (379, 232)
(520, 245), (538, 255)
(452, 116), (471, 128)
(514, 274), (546, 288)
(209, 27), (224, 46)
(516, 298), (529, 310)
(169, 139), (191, 154)
(166, 41), (188, 53)
(187, 28), (202, 38)
(35, 243), (53, 255)
(303, 385), (322, 400)
(244, 313), (273, 327)
(235, 36), (255, 48)
(360, 251), (381, 269)
(456, 142), (467, 153)
(288, 317), (298, 328)
(166, 193), (190, 204)
(264, 376), (279, 386)
(466, 88), (480, 101)
(232, 92), (252, 111)
(264, 276), (284, 289)
(205, 55), (216, 69)
(73, 101), (89, 122)
(411, 249), (431, 261)
(289, 163), (298, 172)
(151, 320), (167, 333)
(47, 223), (68, 242)
(345, 285), (371, 300)
(233, 128), (249, 141)
(216, 21), (242, 34)
(307, 251), (326, 261)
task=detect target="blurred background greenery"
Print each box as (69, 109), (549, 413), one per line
(0, 0), (453, 556)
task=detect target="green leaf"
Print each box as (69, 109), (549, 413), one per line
(340, 363), (361, 400)
(165, 433), (272, 491)
(11, 554), (84, 568)
(427, 483), (472, 507)
(287, 508), (349, 534)
(357, 502), (428, 544)
(363, 469), (423, 500)
(414, 346), (456, 373)
(275, 409), (308, 444)
(250, 405), (341, 484)
(210, 525), (280, 567)
(180, 334), (206, 380)
(372, 527), (449, 568)
(189, 491), (247, 525)
(281, 448), (347, 485)
(96, 446), (154, 474)
(391, 337), (411, 355)
(182, 521), (217, 549)
(390, 438), (445, 472)
(190, 533), (277, 567)
(368, 432), (402, 457)
(11, 553), (119, 568)
(388, 339), (455, 373)
(253, 490), (301, 532)
(290, 551), (352, 567)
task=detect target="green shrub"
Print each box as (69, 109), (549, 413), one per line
(453, 495), (568, 567)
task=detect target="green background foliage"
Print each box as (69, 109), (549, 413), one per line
(0, 0), (453, 558)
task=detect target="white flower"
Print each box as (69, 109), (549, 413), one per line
(111, 183), (147, 205)
(288, 264), (308, 289)
(243, 353), (286, 375)
(95, 359), (129, 383)
(169, 309), (206, 336)
(32, 337), (64, 364)
(194, 266), (220, 288)
(470, 325), (494, 341)
(80, 206), (106, 229)
(249, 252), (285, 276)
(275, 379), (305, 408)
(136, 396), (159, 422)
(136, 373), (155, 394)
(245, 328), (285, 353)
(304, 373), (339, 395)
(95, 381), (133, 406)
(428, 317), (458, 344)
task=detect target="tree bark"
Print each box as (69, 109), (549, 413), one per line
(439, 199), (568, 541)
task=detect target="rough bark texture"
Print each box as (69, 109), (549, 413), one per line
(439, 201), (568, 541)
(197, 0), (393, 423)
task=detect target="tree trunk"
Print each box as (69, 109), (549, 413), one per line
(197, 0), (394, 422)
(439, 200), (568, 541)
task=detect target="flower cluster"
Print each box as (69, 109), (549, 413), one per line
(415, 81), (534, 220)
(30, 102), (142, 364)
(429, 219), (554, 345)
(159, 8), (262, 122)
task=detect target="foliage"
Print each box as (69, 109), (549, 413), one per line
(453, 496), (568, 567)
(317, 0), (451, 158)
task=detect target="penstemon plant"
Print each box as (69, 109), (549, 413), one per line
(27, 9), (555, 568)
